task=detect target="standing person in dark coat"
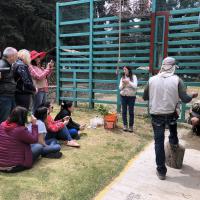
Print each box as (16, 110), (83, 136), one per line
(55, 101), (86, 139)
(0, 47), (18, 123)
(14, 49), (36, 110)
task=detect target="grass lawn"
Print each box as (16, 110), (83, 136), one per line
(0, 105), (152, 200)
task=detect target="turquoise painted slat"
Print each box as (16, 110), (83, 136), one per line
(169, 16), (199, 23)
(60, 32), (90, 37)
(169, 32), (200, 38)
(60, 19), (90, 26)
(93, 42), (150, 48)
(60, 58), (90, 61)
(93, 21), (151, 29)
(93, 50), (150, 54)
(60, 63), (89, 67)
(92, 99), (117, 104)
(169, 24), (199, 31)
(93, 63), (149, 67)
(93, 37), (119, 42)
(170, 7), (200, 15)
(60, 78), (89, 82)
(168, 40), (200, 45)
(94, 16), (118, 22)
(60, 97), (90, 102)
(60, 45), (89, 49)
(60, 88), (90, 92)
(58, 0), (90, 7)
(178, 62), (200, 67)
(176, 70), (200, 74)
(93, 79), (117, 83)
(93, 89), (117, 94)
(94, 28), (150, 35)
(185, 82), (200, 86)
(135, 102), (148, 107)
(93, 57), (149, 61)
(60, 52), (90, 56)
(173, 56), (200, 60)
(60, 69), (89, 73)
(168, 48), (200, 52)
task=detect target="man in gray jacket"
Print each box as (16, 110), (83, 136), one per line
(0, 47), (18, 123)
(143, 57), (198, 180)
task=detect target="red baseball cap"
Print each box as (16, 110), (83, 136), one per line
(30, 50), (46, 61)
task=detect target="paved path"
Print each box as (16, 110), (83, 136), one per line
(95, 129), (200, 200)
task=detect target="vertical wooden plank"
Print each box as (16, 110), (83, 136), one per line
(56, 3), (60, 103)
(89, 0), (94, 108)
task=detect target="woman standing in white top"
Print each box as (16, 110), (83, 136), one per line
(119, 66), (138, 132)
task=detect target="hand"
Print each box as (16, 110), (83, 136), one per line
(80, 124), (86, 131)
(192, 93), (198, 98)
(122, 79), (129, 84)
(48, 60), (54, 69)
(63, 120), (69, 126)
(63, 116), (70, 121)
(191, 117), (200, 126)
(31, 115), (37, 125)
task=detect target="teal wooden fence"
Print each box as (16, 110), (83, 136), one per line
(56, 0), (200, 121)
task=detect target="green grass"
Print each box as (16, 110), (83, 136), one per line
(0, 106), (153, 200)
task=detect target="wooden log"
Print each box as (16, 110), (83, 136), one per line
(165, 142), (185, 169)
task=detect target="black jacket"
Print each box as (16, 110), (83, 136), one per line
(0, 59), (16, 97)
(13, 59), (36, 95)
(55, 109), (80, 130)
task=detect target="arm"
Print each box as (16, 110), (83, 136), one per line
(67, 118), (80, 130)
(38, 134), (46, 146)
(128, 75), (138, 89)
(16, 125), (38, 144)
(119, 78), (124, 90)
(178, 78), (193, 103)
(143, 82), (149, 101)
(46, 115), (64, 132)
(17, 65), (36, 91)
(29, 65), (51, 80)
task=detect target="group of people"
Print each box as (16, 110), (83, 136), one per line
(119, 57), (199, 180)
(0, 47), (86, 173)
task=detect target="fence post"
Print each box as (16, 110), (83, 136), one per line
(89, 0), (94, 109)
(56, 3), (60, 104)
(73, 71), (77, 107)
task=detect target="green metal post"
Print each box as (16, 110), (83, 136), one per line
(56, 3), (60, 104)
(73, 71), (78, 107)
(152, 0), (157, 12)
(89, 0), (94, 108)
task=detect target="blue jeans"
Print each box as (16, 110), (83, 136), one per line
(121, 96), (136, 127)
(0, 96), (15, 123)
(45, 126), (72, 141)
(31, 143), (43, 162)
(33, 91), (47, 113)
(151, 114), (179, 175)
(41, 139), (61, 156)
(68, 128), (79, 138)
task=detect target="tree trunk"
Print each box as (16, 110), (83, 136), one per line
(165, 142), (185, 169)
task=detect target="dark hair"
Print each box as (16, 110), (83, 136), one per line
(61, 100), (73, 110)
(31, 60), (37, 66)
(8, 106), (28, 126)
(39, 101), (51, 109)
(122, 66), (133, 81)
(34, 107), (48, 122)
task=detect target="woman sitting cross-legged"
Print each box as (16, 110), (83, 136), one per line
(27, 107), (62, 159)
(0, 106), (42, 173)
(55, 101), (86, 139)
(41, 102), (80, 148)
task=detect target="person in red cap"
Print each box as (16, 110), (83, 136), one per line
(29, 50), (54, 113)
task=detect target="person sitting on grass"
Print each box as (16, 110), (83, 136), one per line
(55, 100), (86, 139)
(0, 106), (42, 173)
(27, 107), (62, 159)
(188, 101), (200, 136)
(41, 102), (80, 148)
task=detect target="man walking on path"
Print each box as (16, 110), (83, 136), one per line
(0, 47), (18, 123)
(143, 57), (198, 180)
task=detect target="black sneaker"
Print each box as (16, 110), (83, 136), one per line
(43, 152), (63, 159)
(156, 171), (166, 180)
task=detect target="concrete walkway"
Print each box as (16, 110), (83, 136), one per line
(95, 129), (200, 200)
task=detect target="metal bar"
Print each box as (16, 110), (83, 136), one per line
(93, 57), (149, 61)
(93, 37), (119, 42)
(169, 16), (199, 23)
(168, 48), (200, 52)
(93, 50), (150, 55)
(168, 40), (200, 45)
(173, 56), (200, 60)
(170, 7), (200, 15)
(60, 32), (90, 37)
(169, 24), (199, 31)
(60, 45), (89, 49)
(56, 3), (60, 103)
(60, 19), (90, 26)
(93, 42), (150, 48)
(94, 16), (118, 22)
(73, 71), (77, 107)
(58, 0), (90, 7)
(169, 32), (200, 38)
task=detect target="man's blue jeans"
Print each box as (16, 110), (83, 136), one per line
(0, 96), (15, 123)
(121, 96), (136, 127)
(151, 114), (179, 175)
